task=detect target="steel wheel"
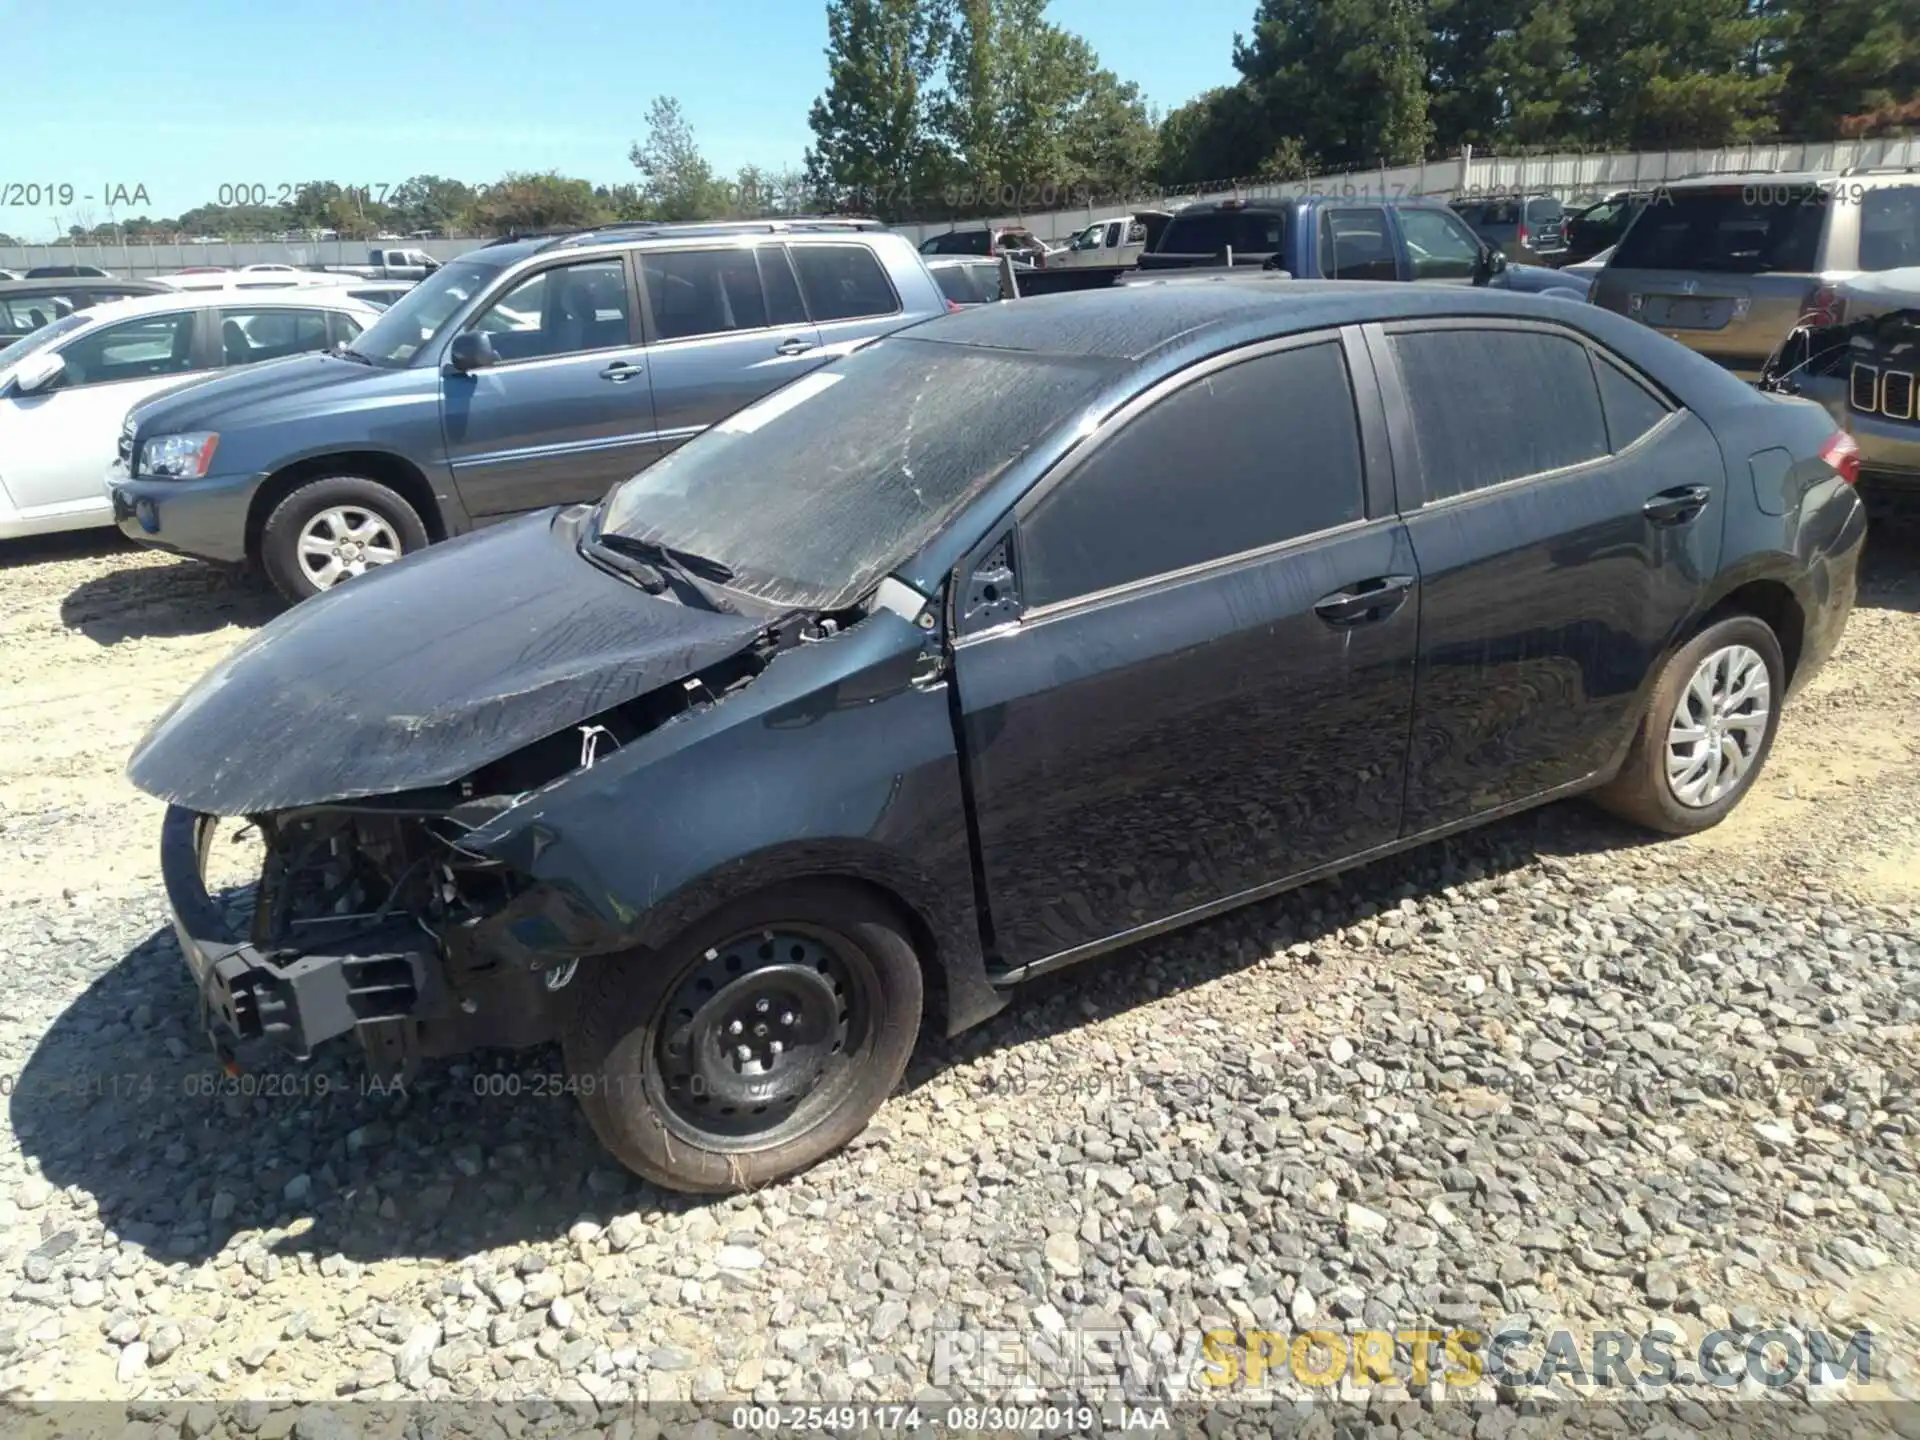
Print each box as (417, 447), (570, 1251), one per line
(646, 925), (877, 1152)
(1665, 643), (1771, 808)
(296, 505), (403, 590)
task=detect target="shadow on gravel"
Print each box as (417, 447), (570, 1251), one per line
(0, 528), (132, 572)
(10, 795), (1662, 1266)
(1858, 518), (1920, 614)
(59, 557), (281, 644)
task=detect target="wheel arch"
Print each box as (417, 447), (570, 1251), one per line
(245, 451), (446, 562)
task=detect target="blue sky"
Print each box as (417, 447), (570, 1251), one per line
(4, 0), (1254, 240)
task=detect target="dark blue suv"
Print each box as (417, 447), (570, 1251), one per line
(110, 220), (948, 599)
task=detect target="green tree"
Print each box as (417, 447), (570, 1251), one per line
(1570, 0), (1786, 148)
(805, 0), (948, 217)
(1777, 0), (1920, 139)
(388, 175), (475, 234)
(629, 96), (729, 221)
(1233, 0), (1432, 172)
(466, 172), (606, 235)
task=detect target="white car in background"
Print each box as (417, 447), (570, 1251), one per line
(162, 268), (342, 292)
(0, 290), (380, 539)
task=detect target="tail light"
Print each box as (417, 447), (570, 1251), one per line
(1518, 224), (1530, 247)
(1819, 429), (1861, 485)
(1804, 283), (1846, 327)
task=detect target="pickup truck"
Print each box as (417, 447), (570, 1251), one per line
(325, 246), (442, 280)
(1012, 194), (1592, 300)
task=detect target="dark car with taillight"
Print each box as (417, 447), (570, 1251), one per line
(1591, 170), (1920, 381)
(129, 282), (1865, 1194)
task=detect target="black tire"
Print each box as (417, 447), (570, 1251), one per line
(563, 882), (924, 1194)
(1592, 614), (1786, 835)
(259, 474), (429, 602)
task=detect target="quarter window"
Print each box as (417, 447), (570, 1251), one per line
(790, 244), (899, 322)
(1859, 186), (1920, 272)
(1391, 328), (1608, 501)
(1319, 208), (1398, 281)
(470, 258), (632, 360)
(1021, 342), (1366, 608)
(1595, 356), (1672, 450)
(55, 311), (200, 387)
(642, 249), (770, 341)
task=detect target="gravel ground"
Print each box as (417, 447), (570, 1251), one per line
(0, 525), (1916, 1428)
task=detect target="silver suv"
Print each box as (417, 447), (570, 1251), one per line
(1591, 168), (1920, 380)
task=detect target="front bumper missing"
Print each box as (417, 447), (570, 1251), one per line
(160, 805), (439, 1059)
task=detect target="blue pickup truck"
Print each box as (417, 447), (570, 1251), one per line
(1019, 194), (1592, 300)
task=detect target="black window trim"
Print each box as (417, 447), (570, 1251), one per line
(955, 328), (1386, 628)
(449, 253), (643, 370)
(786, 237), (903, 324)
(1364, 317), (1682, 511)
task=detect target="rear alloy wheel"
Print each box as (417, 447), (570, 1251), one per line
(259, 475), (429, 602)
(563, 883), (923, 1193)
(1593, 614), (1785, 834)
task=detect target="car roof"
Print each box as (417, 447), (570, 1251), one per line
(0, 276), (170, 295)
(51, 290), (381, 328)
(911, 278), (1612, 362)
(478, 217), (890, 266)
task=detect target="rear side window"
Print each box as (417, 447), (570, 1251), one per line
(757, 247), (809, 327)
(1021, 341), (1365, 608)
(1613, 189), (1824, 273)
(642, 249), (769, 341)
(1319, 208), (1397, 281)
(791, 244), (899, 322)
(1859, 186), (1920, 272)
(1594, 357), (1672, 450)
(1391, 328), (1608, 501)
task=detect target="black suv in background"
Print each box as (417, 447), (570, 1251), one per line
(1449, 195), (1569, 263)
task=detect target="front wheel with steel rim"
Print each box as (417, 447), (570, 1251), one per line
(563, 882), (924, 1193)
(1593, 614), (1786, 835)
(259, 474), (430, 603)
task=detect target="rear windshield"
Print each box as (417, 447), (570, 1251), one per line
(1613, 189), (1825, 274)
(602, 336), (1123, 610)
(1156, 210), (1289, 255)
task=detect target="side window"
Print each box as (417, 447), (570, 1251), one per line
(55, 311), (200, 387)
(757, 247), (809, 327)
(1020, 342), (1366, 608)
(217, 307), (331, 365)
(1319, 208), (1397, 281)
(331, 311), (365, 345)
(790, 243), (899, 322)
(1859, 186), (1920, 272)
(1594, 355), (1672, 451)
(1390, 328), (1608, 501)
(1400, 210), (1483, 279)
(469, 258), (632, 360)
(1126, 219), (1147, 244)
(641, 249), (769, 341)
(1104, 222), (1124, 247)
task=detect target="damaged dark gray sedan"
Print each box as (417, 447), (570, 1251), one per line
(132, 282), (1865, 1192)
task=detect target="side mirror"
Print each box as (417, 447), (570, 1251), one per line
(446, 330), (497, 374)
(12, 350), (66, 394)
(1476, 246), (1509, 283)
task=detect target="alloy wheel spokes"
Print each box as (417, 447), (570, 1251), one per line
(1665, 643), (1770, 808)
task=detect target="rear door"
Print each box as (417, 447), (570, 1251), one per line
(440, 255), (655, 517)
(951, 331), (1419, 970)
(1593, 186), (1829, 378)
(786, 240), (907, 355)
(1318, 206), (1400, 281)
(635, 244), (822, 458)
(1368, 319), (1725, 831)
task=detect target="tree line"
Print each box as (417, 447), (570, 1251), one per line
(31, 0), (1918, 244)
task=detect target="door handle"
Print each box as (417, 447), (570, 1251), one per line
(1313, 574), (1415, 626)
(599, 359), (645, 382)
(1642, 484), (1711, 525)
(774, 337), (816, 357)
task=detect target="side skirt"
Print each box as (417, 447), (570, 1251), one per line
(990, 770), (1611, 987)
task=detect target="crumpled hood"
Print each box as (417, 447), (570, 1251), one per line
(128, 507), (769, 815)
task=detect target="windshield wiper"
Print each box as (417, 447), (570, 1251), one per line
(332, 346), (375, 365)
(590, 529), (737, 612)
